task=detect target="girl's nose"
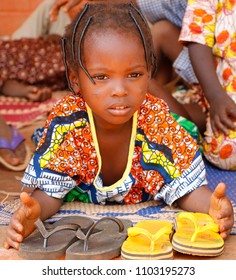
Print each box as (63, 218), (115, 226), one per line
(111, 79), (128, 96)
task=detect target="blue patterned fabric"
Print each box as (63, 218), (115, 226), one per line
(137, 0), (187, 27)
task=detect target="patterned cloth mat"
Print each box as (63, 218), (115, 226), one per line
(0, 160), (235, 234)
(0, 94), (61, 129)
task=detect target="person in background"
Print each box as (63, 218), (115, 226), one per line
(0, 0), (70, 170)
(179, 0), (236, 170)
(1, 0), (71, 101)
(118, 0), (236, 170)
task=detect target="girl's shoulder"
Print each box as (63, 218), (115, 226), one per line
(50, 93), (87, 117)
(142, 93), (170, 112)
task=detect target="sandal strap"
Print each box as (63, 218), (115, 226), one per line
(127, 225), (172, 251)
(177, 212), (219, 242)
(82, 217), (124, 251)
(35, 219), (79, 248)
(0, 125), (25, 150)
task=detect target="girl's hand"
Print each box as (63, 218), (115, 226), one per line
(209, 92), (236, 136)
(4, 192), (41, 250)
(209, 183), (234, 239)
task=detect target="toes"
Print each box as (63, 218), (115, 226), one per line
(27, 87), (52, 102)
(14, 142), (27, 163)
(0, 148), (21, 166)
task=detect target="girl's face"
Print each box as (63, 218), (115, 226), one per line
(73, 30), (150, 128)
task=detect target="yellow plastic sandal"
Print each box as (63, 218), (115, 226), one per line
(172, 212), (224, 256)
(121, 220), (173, 260)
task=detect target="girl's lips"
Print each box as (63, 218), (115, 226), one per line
(108, 105), (131, 116)
(111, 105), (128, 110)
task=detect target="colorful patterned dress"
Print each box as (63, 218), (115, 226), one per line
(22, 93), (206, 206)
(180, 0), (236, 170)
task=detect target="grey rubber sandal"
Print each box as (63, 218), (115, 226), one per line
(18, 215), (94, 260)
(66, 217), (133, 260)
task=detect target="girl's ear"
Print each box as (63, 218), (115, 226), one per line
(69, 70), (80, 93)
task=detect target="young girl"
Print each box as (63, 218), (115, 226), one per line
(5, 2), (233, 250)
(179, 0), (236, 170)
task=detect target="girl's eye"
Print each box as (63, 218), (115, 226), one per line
(128, 73), (141, 78)
(93, 75), (108, 80)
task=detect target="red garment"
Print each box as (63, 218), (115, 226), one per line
(0, 36), (67, 90)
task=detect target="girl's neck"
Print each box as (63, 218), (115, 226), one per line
(93, 116), (133, 134)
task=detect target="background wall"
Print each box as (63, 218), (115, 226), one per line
(0, 0), (42, 36)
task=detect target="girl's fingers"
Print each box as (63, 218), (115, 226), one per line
(213, 182), (226, 199)
(20, 192), (35, 208)
(4, 226), (23, 250)
(50, 0), (69, 21)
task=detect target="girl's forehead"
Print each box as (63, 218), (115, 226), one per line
(83, 30), (144, 56)
(85, 27), (142, 45)
(82, 30), (147, 68)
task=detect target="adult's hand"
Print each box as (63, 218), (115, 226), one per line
(50, 0), (88, 21)
(49, 0), (138, 21)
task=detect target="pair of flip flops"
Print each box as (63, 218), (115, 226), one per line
(121, 212), (224, 260)
(0, 125), (31, 171)
(18, 216), (132, 260)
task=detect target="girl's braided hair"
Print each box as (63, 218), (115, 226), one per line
(62, 2), (157, 89)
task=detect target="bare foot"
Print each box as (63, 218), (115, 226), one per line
(0, 116), (26, 166)
(1, 80), (52, 102)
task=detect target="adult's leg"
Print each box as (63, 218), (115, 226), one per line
(1, 80), (52, 102)
(0, 36), (66, 101)
(151, 20), (206, 134)
(151, 20), (183, 85)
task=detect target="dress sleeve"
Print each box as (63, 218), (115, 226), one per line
(21, 94), (86, 199)
(154, 150), (208, 206)
(179, 0), (217, 48)
(139, 94), (208, 206)
(21, 157), (77, 199)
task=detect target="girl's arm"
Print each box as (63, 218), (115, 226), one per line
(176, 185), (211, 213)
(188, 42), (236, 135)
(32, 188), (63, 221)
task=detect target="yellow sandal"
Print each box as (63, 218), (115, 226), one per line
(172, 212), (224, 256)
(121, 220), (173, 260)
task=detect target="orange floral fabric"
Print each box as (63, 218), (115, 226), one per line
(180, 0), (236, 169)
(180, 0), (236, 96)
